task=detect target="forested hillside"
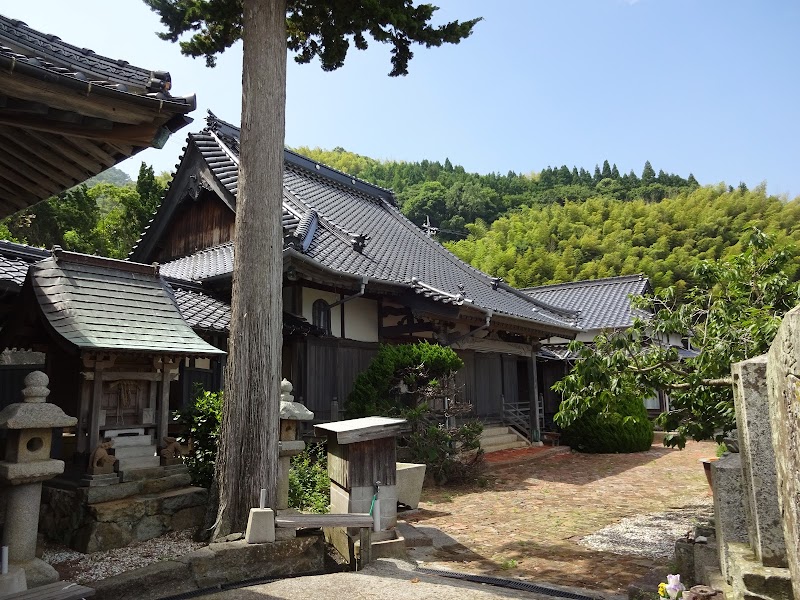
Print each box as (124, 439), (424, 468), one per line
(295, 147), (699, 239)
(2, 147), (797, 294)
(0, 164), (170, 259)
(447, 185), (800, 292)
(296, 147), (800, 292)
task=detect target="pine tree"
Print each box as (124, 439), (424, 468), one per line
(642, 161), (656, 184)
(601, 160), (612, 179)
(593, 165), (602, 184)
(611, 163), (620, 179)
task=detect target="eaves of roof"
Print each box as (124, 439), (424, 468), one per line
(0, 15), (195, 111)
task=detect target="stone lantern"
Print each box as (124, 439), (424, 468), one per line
(277, 379), (313, 513)
(0, 371), (77, 588)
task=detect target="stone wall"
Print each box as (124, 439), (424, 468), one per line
(41, 482), (207, 553)
(765, 305), (800, 598)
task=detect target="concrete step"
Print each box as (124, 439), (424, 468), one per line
(110, 435), (155, 448)
(480, 426), (511, 439)
(480, 433), (520, 447)
(114, 445), (158, 459)
(481, 440), (528, 454)
(118, 455), (161, 471)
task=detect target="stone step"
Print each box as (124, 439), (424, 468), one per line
(118, 456), (161, 471)
(114, 445), (157, 459)
(480, 432), (520, 447)
(109, 435), (155, 448)
(481, 440), (528, 454)
(480, 426), (511, 439)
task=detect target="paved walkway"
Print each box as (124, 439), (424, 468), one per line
(404, 441), (715, 596)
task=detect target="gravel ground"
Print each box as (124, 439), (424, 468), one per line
(42, 530), (204, 584)
(579, 502), (714, 560)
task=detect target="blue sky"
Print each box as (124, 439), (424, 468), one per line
(7, 1), (800, 198)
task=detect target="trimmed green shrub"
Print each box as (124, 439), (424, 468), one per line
(288, 443), (330, 513)
(174, 388), (223, 488)
(405, 411), (483, 484)
(560, 392), (654, 453)
(347, 341), (482, 483)
(347, 341), (463, 417)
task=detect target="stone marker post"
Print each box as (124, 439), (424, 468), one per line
(766, 305), (800, 599)
(0, 371), (77, 589)
(732, 356), (786, 567)
(244, 379), (313, 544)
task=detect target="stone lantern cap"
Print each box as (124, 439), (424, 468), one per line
(0, 371), (77, 430)
(280, 401), (314, 422)
(279, 378), (313, 422)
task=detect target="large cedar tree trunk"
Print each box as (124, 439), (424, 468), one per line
(213, 0), (287, 538)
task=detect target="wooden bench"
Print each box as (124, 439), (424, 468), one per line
(2, 581), (95, 600)
(276, 513), (374, 564)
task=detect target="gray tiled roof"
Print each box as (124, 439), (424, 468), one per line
(153, 115), (579, 334)
(0, 241), (47, 288)
(29, 251), (223, 355)
(161, 243), (234, 281)
(524, 274), (651, 331)
(0, 15), (192, 103)
(171, 286), (230, 332)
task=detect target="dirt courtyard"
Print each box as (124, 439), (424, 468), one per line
(406, 440), (716, 595)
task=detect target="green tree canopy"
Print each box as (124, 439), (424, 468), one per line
(554, 229), (800, 448)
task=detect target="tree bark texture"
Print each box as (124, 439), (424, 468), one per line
(213, 0), (287, 538)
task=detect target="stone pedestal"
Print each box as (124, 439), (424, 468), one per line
(732, 356), (786, 568)
(0, 566), (26, 594)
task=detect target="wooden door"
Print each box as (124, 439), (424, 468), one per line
(474, 353), (502, 418)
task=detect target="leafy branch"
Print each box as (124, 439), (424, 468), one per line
(554, 228), (799, 448)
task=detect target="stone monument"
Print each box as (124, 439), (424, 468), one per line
(0, 371), (77, 588)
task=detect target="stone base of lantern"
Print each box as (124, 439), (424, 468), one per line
(0, 565), (26, 594)
(15, 557), (58, 588)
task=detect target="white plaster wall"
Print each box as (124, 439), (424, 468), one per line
(300, 288), (379, 342)
(343, 296), (379, 343)
(302, 289), (342, 338)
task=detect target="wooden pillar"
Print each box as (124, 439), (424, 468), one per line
(157, 358), (179, 448)
(89, 368), (104, 450)
(76, 378), (91, 453)
(529, 343), (541, 438)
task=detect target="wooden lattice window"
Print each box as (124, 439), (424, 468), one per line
(312, 299), (331, 335)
